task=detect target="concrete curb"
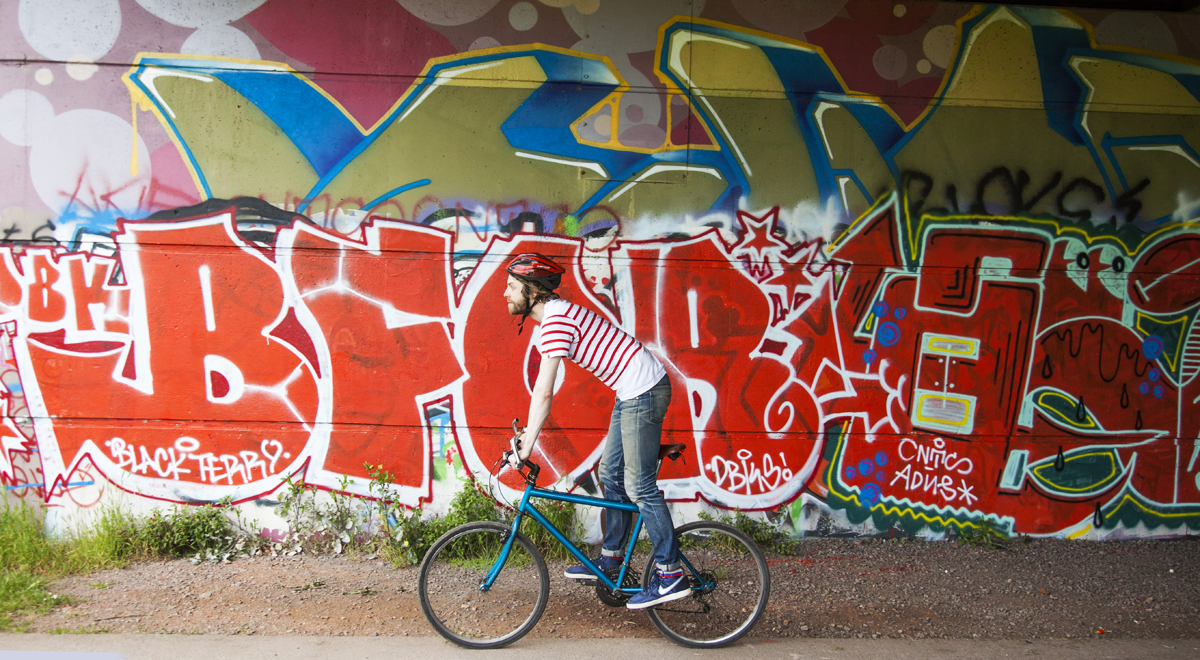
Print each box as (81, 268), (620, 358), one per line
(2, 635), (1199, 660)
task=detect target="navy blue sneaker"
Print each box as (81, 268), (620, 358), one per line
(626, 568), (690, 609)
(564, 554), (622, 580)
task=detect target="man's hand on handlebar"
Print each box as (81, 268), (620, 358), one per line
(506, 419), (535, 471)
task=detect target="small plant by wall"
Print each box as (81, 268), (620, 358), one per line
(699, 509), (798, 555)
(261, 464), (582, 566)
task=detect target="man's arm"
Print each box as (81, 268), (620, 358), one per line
(511, 356), (561, 467)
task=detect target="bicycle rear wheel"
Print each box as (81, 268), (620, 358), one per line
(644, 521), (770, 648)
(418, 521), (549, 649)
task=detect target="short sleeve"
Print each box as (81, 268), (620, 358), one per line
(538, 308), (574, 359)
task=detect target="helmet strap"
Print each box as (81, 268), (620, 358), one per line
(515, 290), (534, 335)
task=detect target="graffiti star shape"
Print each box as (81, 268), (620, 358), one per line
(957, 480), (978, 506)
(732, 208), (789, 283)
(761, 239), (827, 327)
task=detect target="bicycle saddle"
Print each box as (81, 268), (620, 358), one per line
(657, 443), (687, 461)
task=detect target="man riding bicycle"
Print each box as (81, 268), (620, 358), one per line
(502, 252), (687, 610)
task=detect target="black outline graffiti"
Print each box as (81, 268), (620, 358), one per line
(970, 167), (1062, 215)
(902, 169), (1151, 225)
(1115, 179), (1151, 223)
(1055, 178), (1106, 222)
(30, 220), (57, 244)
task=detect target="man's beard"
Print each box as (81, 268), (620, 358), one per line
(508, 295), (531, 316)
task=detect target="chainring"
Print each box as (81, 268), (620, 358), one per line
(595, 567), (639, 607)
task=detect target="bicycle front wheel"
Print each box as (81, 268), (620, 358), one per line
(644, 521), (771, 648)
(418, 521), (549, 649)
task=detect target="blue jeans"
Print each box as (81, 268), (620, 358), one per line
(597, 375), (678, 570)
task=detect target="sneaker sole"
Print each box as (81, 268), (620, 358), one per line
(625, 586), (691, 610)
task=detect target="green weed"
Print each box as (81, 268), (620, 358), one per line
(385, 480), (504, 567)
(135, 505), (230, 558)
(0, 498), (255, 630)
(270, 464), (574, 566)
(0, 501), (56, 573)
(699, 509), (798, 554)
(0, 569), (65, 631)
(442, 477), (582, 562)
(0, 503), (73, 631)
(48, 625), (108, 634)
(519, 497), (581, 562)
(954, 520), (1016, 551)
(380, 475), (582, 566)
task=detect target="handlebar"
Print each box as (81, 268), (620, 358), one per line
(501, 418), (541, 485)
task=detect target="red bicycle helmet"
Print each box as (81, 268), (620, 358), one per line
(506, 252), (565, 291)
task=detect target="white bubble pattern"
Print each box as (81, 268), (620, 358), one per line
(0, 89), (55, 147)
(182, 25), (261, 60)
(29, 109), (151, 216)
(19, 0), (121, 61)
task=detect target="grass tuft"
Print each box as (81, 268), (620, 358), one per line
(699, 509), (798, 554)
(0, 499), (242, 631)
(48, 625), (108, 634)
(0, 570), (66, 630)
(383, 479), (582, 567)
(954, 520), (1017, 551)
(0, 503), (77, 631)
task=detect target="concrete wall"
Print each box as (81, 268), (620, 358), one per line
(2, 0), (1200, 540)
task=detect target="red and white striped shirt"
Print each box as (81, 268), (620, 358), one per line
(538, 299), (666, 400)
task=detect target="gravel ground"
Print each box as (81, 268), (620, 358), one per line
(28, 538), (1200, 640)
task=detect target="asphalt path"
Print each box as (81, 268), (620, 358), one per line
(2, 635), (1198, 660)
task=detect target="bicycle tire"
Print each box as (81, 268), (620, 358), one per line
(418, 521), (549, 649)
(643, 521), (771, 648)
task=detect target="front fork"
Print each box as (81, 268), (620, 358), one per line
(480, 486), (535, 591)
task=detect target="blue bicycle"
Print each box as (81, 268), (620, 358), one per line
(417, 420), (771, 649)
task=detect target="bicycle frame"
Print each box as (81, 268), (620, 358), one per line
(482, 480), (709, 596)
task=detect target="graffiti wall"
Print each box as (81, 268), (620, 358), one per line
(2, 0), (1200, 540)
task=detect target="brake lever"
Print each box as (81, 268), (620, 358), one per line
(506, 418), (521, 465)
(503, 417), (540, 484)
(502, 418), (522, 468)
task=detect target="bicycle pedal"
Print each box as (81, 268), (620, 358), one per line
(578, 579), (600, 587)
